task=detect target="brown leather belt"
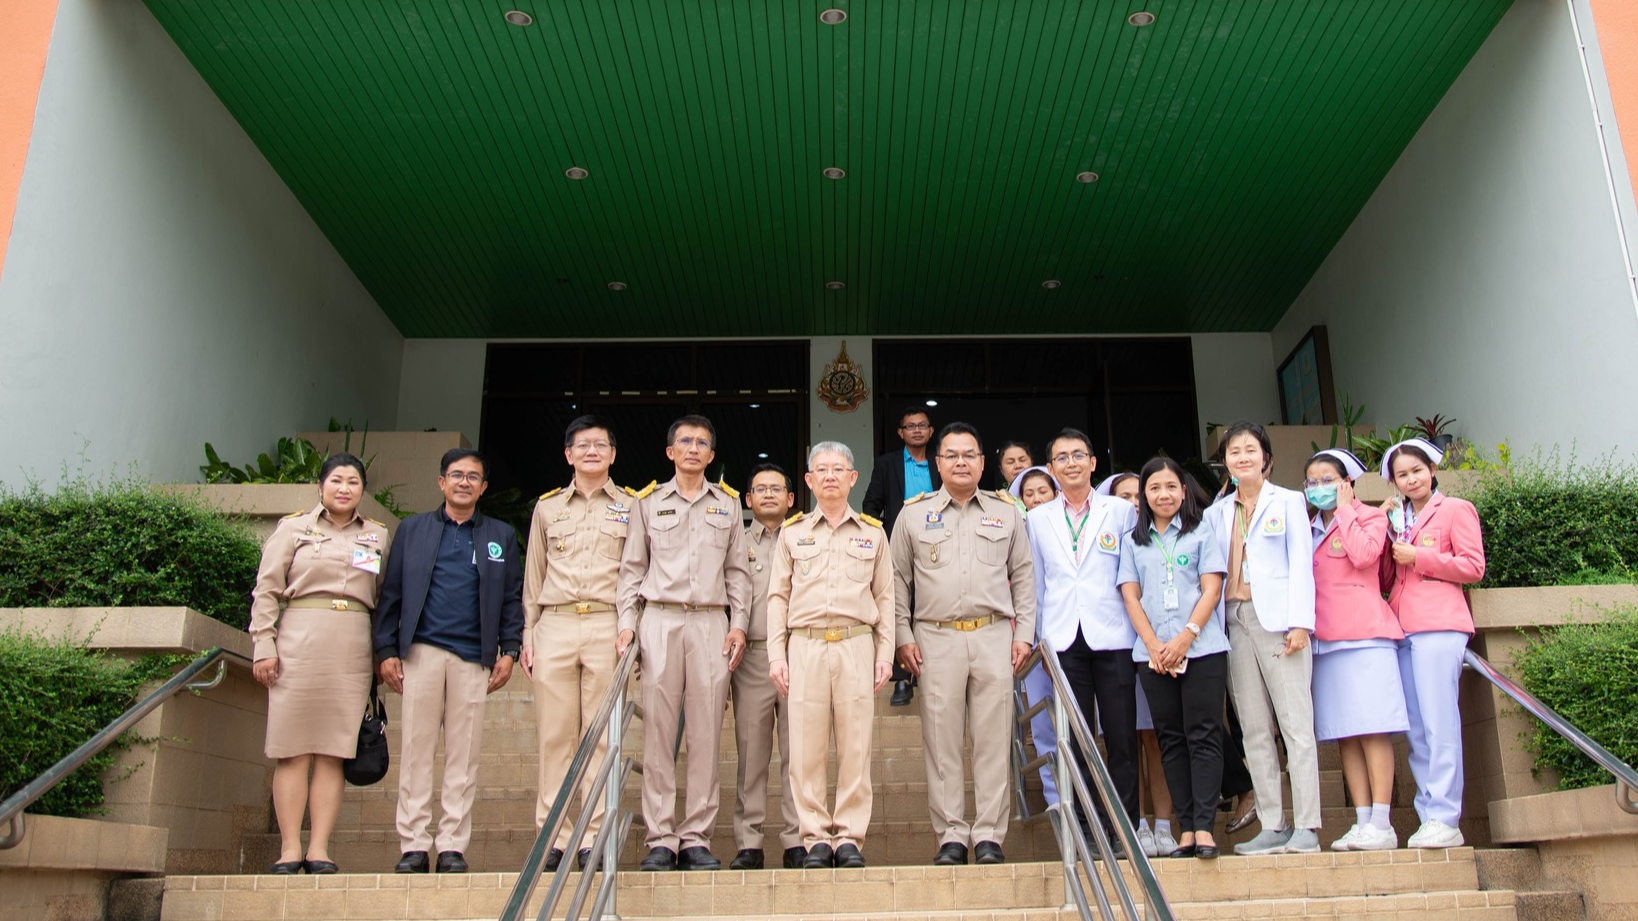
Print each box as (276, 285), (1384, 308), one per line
(544, 602), (615, 614)
(286, 597), (371, 613)
(790, 624), (873, 642)
(647, 602), (727, 613)
(927, 613), (1005, 632)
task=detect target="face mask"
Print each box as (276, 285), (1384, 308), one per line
(1304, 485), (1338, 510)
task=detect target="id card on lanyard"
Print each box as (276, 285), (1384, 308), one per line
(1153, 526), (1181, 610)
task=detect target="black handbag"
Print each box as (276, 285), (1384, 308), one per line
(343, 684), (390, 786)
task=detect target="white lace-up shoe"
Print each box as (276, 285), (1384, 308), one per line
(1351, 824), (1399, 851)
(1330, 824), (1363, 851)
(1137, 826), (1157, 858)
(1407, 820), (1463, 849)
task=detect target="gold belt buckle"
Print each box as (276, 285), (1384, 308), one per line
(331, 600), (349, 611)
(954, 618), (978, 632)
(824, 628), (844, 642)
(574, 602), (593, 614)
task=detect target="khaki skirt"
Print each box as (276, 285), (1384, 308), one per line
(265, 608), (373, 759)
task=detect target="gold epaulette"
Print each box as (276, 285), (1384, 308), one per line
(538, 486), (564, 501)
(996, 489), (1027, 513)
(903, 492), (929, 505)
(281, 509), (307, 519)
(718, 478), (740, 500)
(783, 511), (805, 527)
(364, 517), (387, 528)
(630, 480), (658, 500)
(860, 513), (883, 529)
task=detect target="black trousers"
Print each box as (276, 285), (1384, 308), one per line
(1219, 694), (1255, 800)
(1138, 652), (1228, 832)
(1056, 631), (1140, 828)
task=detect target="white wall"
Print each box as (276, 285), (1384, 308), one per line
(396, 339), (487, 443)
(0, 0), (401, 488)
(1189, 333), (1282, 445)
(1273, 0), (1638, 460)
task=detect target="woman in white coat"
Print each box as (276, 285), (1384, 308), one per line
(1207, 422), (1321, 855)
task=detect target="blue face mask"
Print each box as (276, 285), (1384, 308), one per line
(1305, 485), (1338, 510)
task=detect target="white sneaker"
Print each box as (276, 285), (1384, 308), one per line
(1137, 826), (1158, 858)
(1330, 823), (1363, 851)
(1282, 828), (1321, 854)
(1407, 820), (1464, 849)
(1351, 824), (1399, 851)
(1152, 830), (1178, 856)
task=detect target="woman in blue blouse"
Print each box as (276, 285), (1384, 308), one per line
(1118, 458), (1228, 859)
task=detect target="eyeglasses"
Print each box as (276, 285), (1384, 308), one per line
(939, 452), (981, 463)
(672, 436), (712, 450)
(1302, 476), (1344, 488)
(1051, 451), (1092, 465)
(810, 465), (854, 476)
(570, 440), (612, 453)
(899, 422), (932, 431)
(442, 471), (484, 484)
(750, 485), (788, 495)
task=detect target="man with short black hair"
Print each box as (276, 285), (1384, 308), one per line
(864, 406), (943, 705)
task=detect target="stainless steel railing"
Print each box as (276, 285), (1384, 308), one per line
(0, 645), (251, 849)
(1464, 648), (1638, 815)
(1013, 645), (1177, 921)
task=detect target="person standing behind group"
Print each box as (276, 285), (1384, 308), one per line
(1381, 438), (1486, 849)
(864, 406), (942, 706)
(519, 416), (633, 872)
(1118, 457), (1227, 859)
(893, 422), (1035, 866)
(375, 449), (524, 874)
(997, 441), (1036, 490)
(768, 442), (895, 869)
(1303, 449), (1407, 852)
(251, 453), (391, 875)
(727, 463), (803, 870)
(1011, 467), (1062, 808)
(617, 415), (752, 871)
(1207, 422), (1321, 856)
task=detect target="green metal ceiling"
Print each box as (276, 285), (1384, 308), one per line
(143, 0), (1511, 338)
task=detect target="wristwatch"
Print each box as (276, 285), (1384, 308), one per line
(1183, 622), (1202, 637)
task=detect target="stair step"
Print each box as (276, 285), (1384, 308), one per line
(1168, 890), (1517, 919)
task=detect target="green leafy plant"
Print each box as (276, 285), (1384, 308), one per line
(1469, 447), (1638, 588)
(1512, 606), (1638, 789)
(1311, 391), (1368, 455)
(477, 487), (536, 538)
(200, 437), (328, 484)
(0, 628), (185, 817)
(1414, 414), (1456, 440)
(0, 475), (261, 627)
(1350, 423), (1423, 472)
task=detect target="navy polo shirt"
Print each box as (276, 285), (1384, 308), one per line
(414, 507), (483, 664)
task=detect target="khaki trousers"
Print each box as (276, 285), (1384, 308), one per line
(913, 619), (1012, 848)
(638, 607), (730, 851)
(397, 642), (490, 854)
(529, 612), (617, 850)
(1226, 600), (1321, 831)
(730, 643), (801, 850)
(785, 632), (877, 850)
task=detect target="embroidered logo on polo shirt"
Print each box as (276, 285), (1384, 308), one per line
(487, 541), (505, 561)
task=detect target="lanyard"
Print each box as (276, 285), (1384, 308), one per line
(1151, 525), (1181, 584)
(1063, 503), (1092, 555)
(1235, 499), (1253, 543)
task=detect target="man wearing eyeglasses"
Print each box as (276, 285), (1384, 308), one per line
(726, 463), (804, 870)
(891, 422), (1036, 866)
(863, 406), (942, 704)
(519, 415), (639, 873)
(617, 415), (753, 871)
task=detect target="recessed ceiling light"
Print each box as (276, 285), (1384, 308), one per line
(607, 281), (627, 291)
(564, 166), (589, 180)
(749, 403), (761, 409)
(925, 400), (939, 407)
(1041, 280), (1062, 289)
(825, 280), (846, 290)
(757, 452), (770, 459)
(823, 167), (846, 180)
(1075, 171), (1100, 183)
(819, 9), (847, 25)
(1128, 11), (1156, 26)
(504, 10), (533, 26)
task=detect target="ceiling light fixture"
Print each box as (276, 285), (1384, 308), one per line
(757, 452), (770, 459)
(1128, 11), (1156, 26)
(823, 167), (846, 180)
(925, 400), (939, 407)
(1075, 171), (1100, 183)
(607, 281), (627, 291)
(819, 9), (847, 25)
(564, 166), (589, 180)
(1041, 280), (1062, 289)
(749, 403), (761, 409)
(503, 10), (533, 26)
(825, 280), (846, 290)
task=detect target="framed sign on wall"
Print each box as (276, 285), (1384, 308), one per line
(1277, 326), (1337, 425)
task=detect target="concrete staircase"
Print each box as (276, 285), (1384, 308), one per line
(157, 677), (1581, 920)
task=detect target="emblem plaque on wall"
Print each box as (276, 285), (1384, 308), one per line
(818, 341), (869, 413)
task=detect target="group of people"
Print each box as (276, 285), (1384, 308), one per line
(245, 407), (1485, 878)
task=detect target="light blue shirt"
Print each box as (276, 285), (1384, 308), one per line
(902, 447), (932, 499)
(1117, 518), (1229, 661)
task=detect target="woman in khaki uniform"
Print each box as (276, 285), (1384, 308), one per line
(250, 453), (392, 874)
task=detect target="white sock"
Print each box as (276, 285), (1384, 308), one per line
(1155, 820), (1171, 837)
(1370, 803), (1392, 830)
(1355, 806), (1371, 828)
(1138, 818), (1152, 833)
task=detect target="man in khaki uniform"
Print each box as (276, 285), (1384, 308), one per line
(892, 422), (1035, 867)
(727, 463), (804, 871)
(617, 414), (752, 871)
(768, 442), (895, 870)
(521, 415), (639, 873)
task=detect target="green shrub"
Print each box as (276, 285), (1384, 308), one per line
(0, 476), (261, 628)
(1512, 607), (1638, 790)
(1467, 449), (1638, 588)
(0, 629), (183, 817)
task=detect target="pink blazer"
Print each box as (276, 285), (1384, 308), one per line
(1312, 501), (1402, 642)
(1386, 494), (1486, 635)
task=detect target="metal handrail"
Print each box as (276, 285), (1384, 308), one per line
(1013, 645), (1177, 921)
(1464, 648), (1638, 815)
(0, 645), (251, 849)
(499, 641), (639, 921)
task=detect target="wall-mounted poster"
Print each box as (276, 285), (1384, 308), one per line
(1277, 326), (1336, 425)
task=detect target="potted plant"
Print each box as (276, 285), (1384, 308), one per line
(1414, 414), (1457, 453)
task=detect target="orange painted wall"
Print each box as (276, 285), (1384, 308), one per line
(0, 1), (59, 284)
(1590, 0), (1638, 194)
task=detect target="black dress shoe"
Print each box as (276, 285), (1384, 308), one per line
(803, 843), (835, 868)
(302, 859), (339, 875)
(730, 848), (764, 870)
(782, 846), (809, 869)
(973, 841), (1004, 865)
(395, 851), (430, 874)
(577, 848), (593, 871)
(269, 860), (303, 875)
(436, 851), (468, 873)
(933, 842), (969, 866)
(545, 848), (565, 872)
(890, 680), (914, 707)
(1167, 844), (1197, 858)
(677, 846), (721, 871)
(1195, 844), (1220, 860)
(639, 847), (677, 871)
(834, 844), (865, 869)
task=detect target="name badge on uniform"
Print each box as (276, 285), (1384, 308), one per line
(797, 536), (816, 546)
(1162, 584), (1180, 611)
(706, 506), (732, 516)
(850, 537), (875, 550)
(1096, 531), (1119, 555)
(1263, 516), (1285, 535)
(351, 547), (382, 574)
(656, 508), (677, 517)
(979, 517), (1003, 528)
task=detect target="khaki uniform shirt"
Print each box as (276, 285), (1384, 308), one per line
(617, 478), (753, 634)
(522, 479), (633, 644)
(745, 519), (782, 641)
(766, 508), (895, 665)
(1226, 495), (1253, 603)
(890, 487), (1036, 648)
(248, 504), (392, 660)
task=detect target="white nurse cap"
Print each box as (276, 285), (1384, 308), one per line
(1380, 437), (1445, 480)
(1009, 465), (1060, 498)
(1312, 448), (1366, 480)
(1095, 473), (1134, 496)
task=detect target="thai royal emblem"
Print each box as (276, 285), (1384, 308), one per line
(818, 341), (869, 413)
